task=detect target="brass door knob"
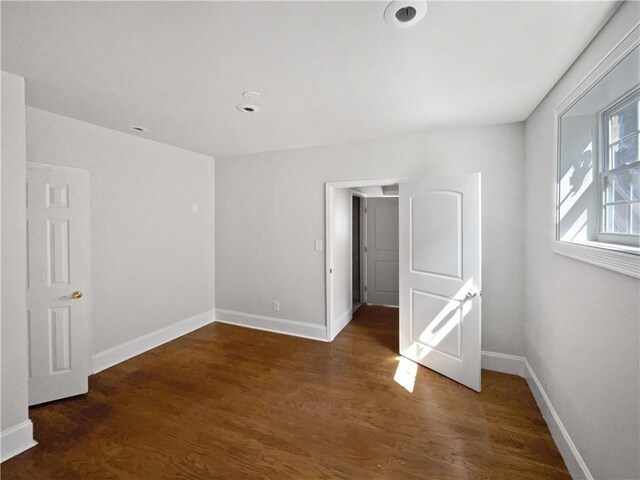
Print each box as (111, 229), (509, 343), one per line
(71, 291), (83, 299)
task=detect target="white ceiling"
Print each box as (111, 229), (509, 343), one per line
(1, 1), (619, 158)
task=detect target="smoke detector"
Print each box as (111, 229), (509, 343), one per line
(237, 90), (262, 113)
(242, 91), (261, 101)
(384, 0), (428, 28)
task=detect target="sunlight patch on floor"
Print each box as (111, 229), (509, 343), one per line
(393, 356), (418, 393)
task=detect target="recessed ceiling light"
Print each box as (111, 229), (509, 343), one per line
(242, 91), (261, 101)
(236, 104), (260, 113)
(384, 0), (427, 28)
(131, 125), (149, 132)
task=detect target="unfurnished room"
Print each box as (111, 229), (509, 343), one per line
(1, 1), (639, 479)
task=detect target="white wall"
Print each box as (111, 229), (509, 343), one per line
(330, 187), (353, 336)
(26, 108), (216, 355)
(216, 122), (526, 355)
(524, 2), (640, 479)
(1, 72), (34, 460)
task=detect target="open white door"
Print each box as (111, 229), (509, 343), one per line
(399, 173), (481, 392)
(27, 164), (90, 405)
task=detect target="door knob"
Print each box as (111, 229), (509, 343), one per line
(71, 291), (83, 299)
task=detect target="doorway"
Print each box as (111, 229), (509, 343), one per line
(325, 178), (402, 342)
(350, 192), (400, 308)
(325, 174), (483, 392)
(351, 195), (361, 307)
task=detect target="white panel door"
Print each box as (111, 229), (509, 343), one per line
(27, 164), (90, 405)
(366, 197), (399, 306)
(399, 173), (481, 391)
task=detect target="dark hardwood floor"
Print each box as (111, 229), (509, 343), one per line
(2, 305), (569, 479)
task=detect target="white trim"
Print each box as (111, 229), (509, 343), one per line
(360, 197), (367, 304)
(325, 178), (406, 342)
(330, 307), (356, 341)
(1, 420), (37, 463)
(326, 178), (407, 190)
(554, 240), (639, 278)
(553, 24), (640, 277)
(349, 194), (354, 330)
(555, 23), (639, 115)
(216, 309), (328, 342)
(481, 350), (593, 480)
(92, 309), (216, 374)
(365, 302), (399, 308)
(524, 359), (594, 480)
(26, 161), (90, 173)
(325, 182), (332, 341)
(481, 350), (526, 377)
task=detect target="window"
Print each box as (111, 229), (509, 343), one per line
(599, 91), (640, 242)
(555, 27), (639, 278)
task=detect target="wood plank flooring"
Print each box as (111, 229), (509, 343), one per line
(2, 305), (570, 479)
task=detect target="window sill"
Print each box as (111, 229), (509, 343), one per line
(554, 240), (640, 278)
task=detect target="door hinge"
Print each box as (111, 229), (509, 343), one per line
(364, 246), (368, 253)
(364, 285), (367, 292)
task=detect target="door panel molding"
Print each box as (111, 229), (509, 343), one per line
(27, 162), (92, 405)
(409, 190), (463, 279)
(409, 288), (463, 360)
(367, 197), (399, 306)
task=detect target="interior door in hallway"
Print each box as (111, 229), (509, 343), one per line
(366, 197), (399, 306)
(27, 163), (90, 405)
(399, 173), (482, 391)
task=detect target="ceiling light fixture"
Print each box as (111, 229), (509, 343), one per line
(131, 125), (149, 132)
(384, 0), (427, 28)
(236, 104), (260, 113)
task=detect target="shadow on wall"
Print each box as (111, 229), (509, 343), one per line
(558, 115), (596, 242)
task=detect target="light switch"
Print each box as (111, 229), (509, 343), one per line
(315, 240), (323, 251)
(192, 203), (199, 214)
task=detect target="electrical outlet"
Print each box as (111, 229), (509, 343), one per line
(273, 301), (280, 312)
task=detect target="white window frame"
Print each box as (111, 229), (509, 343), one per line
(597, 89), (640, 246)
(554, 23), (640, 279)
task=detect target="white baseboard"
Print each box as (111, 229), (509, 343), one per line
(524, 359), (593, 480)
(330, 308), (355, 341)
(1, 420), (37, 463)
(481, 350), (526, 376)
(92, 309), (216, 374)
(482, 350), (591, 480)
(365, 303), (399, 308)
(215, 308), (327, 342)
